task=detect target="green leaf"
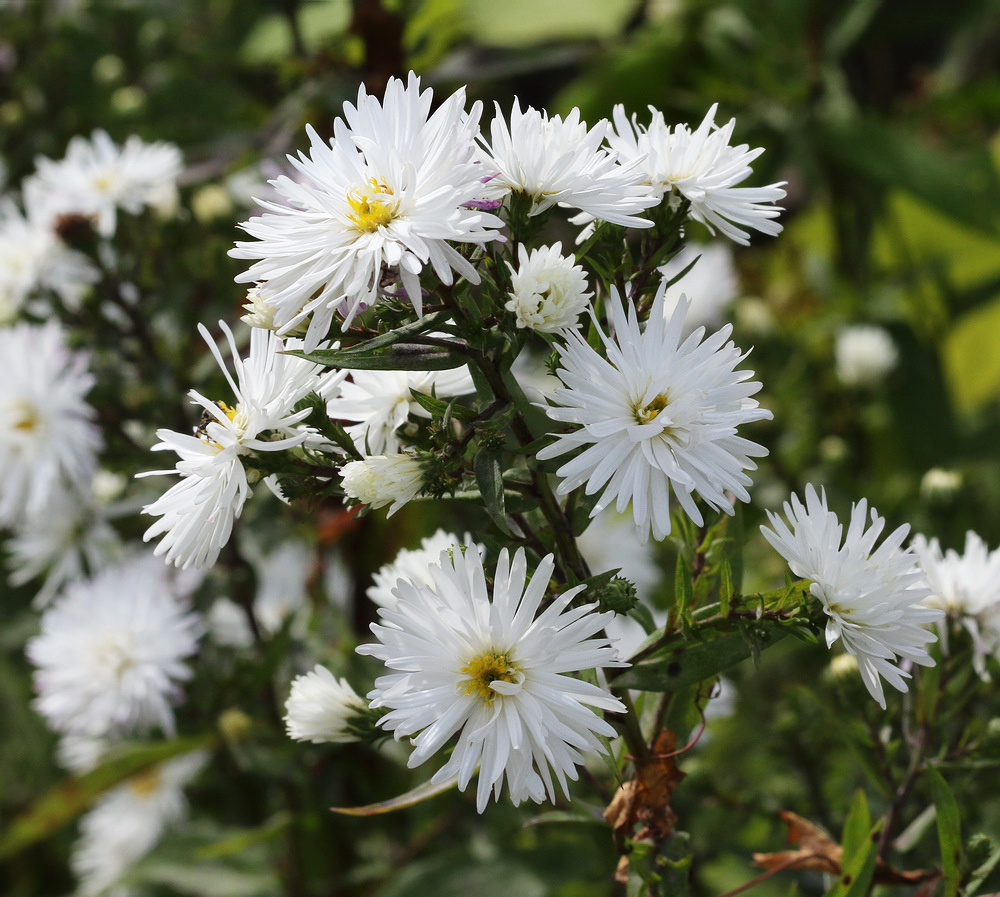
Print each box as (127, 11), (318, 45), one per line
(291, 342), (469, 371)
(474, 447), (509, 534)
(840, 790), (872, 856)
(719, 557), (734, 617)
(674, 553), (693, 628)
(614, 624), (789, 691)
(927, 765), (963, 897)
(408, 389), (476, 421)
(0, 735), (216, 859)
(194, 812), (291, 861)
(823, 821), (880, 897)
(330, 775), (458, 816)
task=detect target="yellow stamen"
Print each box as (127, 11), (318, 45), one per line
(635, 392), (670, 425)
(461, 650), (519, 704)
(347, 178), (396, 232)
(128, 767), (162, 797)
(12, 401), (39, 432)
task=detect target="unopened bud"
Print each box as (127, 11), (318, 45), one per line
(593, 577), (638, 615)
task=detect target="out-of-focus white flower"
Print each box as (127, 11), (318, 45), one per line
(209, 539), (314, 647)
(29, 130), (182, 237)
(761, 485), (941, 708)
(27, 554), (202, 738)
(0, 198), (97, 319)
(913, 531), (1000, 678)
(504, 242), (592, 332)
(327, 365), (474, 456)
(367, 529), (482, 608)
(72, 751), (206, 897)
(139, 323), (344, 569)
(285, 665), (365, 744)
(359, 547), (626, 812)
(0, 320), (101, 526)
(606, 103), (786, 245)
(537, 279), (771, 543)
(6, 483), (120, 607)
(479, 100), (657, 227)
(657, 241), (739, 333)
(340, 452), (425, 516)
(920, 468), (962, 503)
(835, 324), (898, 387)
(230, 72), (504, 349)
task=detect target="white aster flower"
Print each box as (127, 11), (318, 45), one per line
(230, 72), (504, 349)
(72, 751), (206, 897)
(340, 452), (425, 516)
(368, 529), (482, 608)
(358, 547), (626, 812)
(606, 103), (786, 245)
(327, 364), (474, 455)
(537, 279), (772, 543)
(0, 320), (101, 527)
(27, 554), (202, 738)
(28, 129), (182, 237)
(139, 322), (344, 569)
(480, 100), (657, 227)
(657, 241), (739, 333)
(285, 664), (365, 744)
(912, 531), (1000, 678)
(57, 734), (111, 775)
(834, 324), (899, 387)
(760, 485), (942, 708)
(504, 242), (592, 332)
(0, 197), (97, 319)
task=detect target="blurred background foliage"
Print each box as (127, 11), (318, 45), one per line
(2, 1), (1000, 896)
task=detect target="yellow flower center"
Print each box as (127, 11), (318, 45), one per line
(635, 392), (670, 425)
(196, 401), (241, 449)
(128, 767), (163, 797)
(347, 178), (396, 232)
(12, 401), (39, 433)
(460, 650), (519, 704)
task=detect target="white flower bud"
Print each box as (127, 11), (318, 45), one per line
(835, 325), (898, 387)
(505, 242), (592, 332)
(284, 665), (365, 744)
(340, 453), (425, 517)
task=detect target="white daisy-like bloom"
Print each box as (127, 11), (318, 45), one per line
(606, 103), (786, 245)
(536, 279), (772, 544)
(657, 241), (739, 334)
(139, 322), (345, 569)
(504, 242), (593, 332)
(358, 547), (626, 812)
(0, 320), (102, 527)
(57, 734), (110, 775)
(760, 485), (942, 708)
(28, 130), (182, 237)
(834, 324), (899, 387)
(72, 751), (207, 897)
(285, 664), (366, 744)
(368, 529), (482, 608)
(479, 100), (657, 227)
(340, 452), (425, 517)
(0, 197), (97, 319)
(27, 554), (202, 738)
(912, 531), (1000, 678)
(230, 72), (505, 349)
(6, 482), (120, 607)
(326, 364), (474, 456)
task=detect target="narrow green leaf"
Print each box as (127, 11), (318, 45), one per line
(0, 735), (216, 860)
(674, 553), (693, 624)
(291, 343), (469, 371)
(408, 389), (476, 421)
(474, 447), (509, 534)
(927, 765), (963, 897)
(823, 820), (881, 897)
(194, 812), (292, 861)
(719, 557), (733, 617)
(330, 775), (458, 815)
(840, 790), (872, 856)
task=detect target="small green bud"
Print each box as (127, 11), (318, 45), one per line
(966, 832), (995, 869)
(592, 576), (638, 615)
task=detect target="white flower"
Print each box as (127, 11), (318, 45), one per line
(0, 198), (97, 319)
(0, 320), (101, 527)
(139, 322), (344, 569)
(358, 547), (626, 812)
(6, 482), (120, 607)
(327, 364), (474, 455)
(912, 531), (1000, 678)
(504, 242), (592, 332)
(537, 279), (772, 543)
(606, 103), (786, 245)
(230, 72), (505, 349)
(340, 452), (425, 516)
(27, 554), (202, 738)
(29, 130), (181, 237)
(760, 485), (942, 708)
(835, 324), (898, 387)
(368, 529), (482, 608)
(285, 665), (365, 744)
(479, 100), (657, 227)
(657, 241), (739, 333)
(72, 751), (206, 897)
